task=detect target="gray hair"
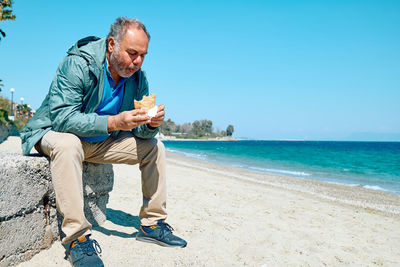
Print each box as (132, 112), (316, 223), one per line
(107, 17), (151, 45)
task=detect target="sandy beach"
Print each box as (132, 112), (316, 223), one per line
(1, 136), (400, 266)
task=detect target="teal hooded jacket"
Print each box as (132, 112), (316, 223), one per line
(20, 36), (158, 156)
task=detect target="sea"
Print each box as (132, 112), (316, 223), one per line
(162, 140), (400, 196)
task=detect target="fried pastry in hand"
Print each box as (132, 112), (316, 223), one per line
(134, 94), (156, 110)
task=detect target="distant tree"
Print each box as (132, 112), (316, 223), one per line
(181, 123), (192, 134)
(191, 120), (202, 137)
(201, 119), (213, 136)
(0, 0), (16, 41)
(226, 125), (234, 136)
(190, 119), (213, 137)
(160, 118), (176, 136)
(16, 103), (31, 114)
(158, 117), (230, 139)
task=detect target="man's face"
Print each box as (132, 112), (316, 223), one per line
(108, 26), (149, 78)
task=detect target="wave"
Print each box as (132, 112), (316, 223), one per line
(325, 181), (398, 194)
(166, 148), (312, 177)
(327, 181), (361, 187)
(248, 166), (311, 177)
(166, 148), (208, 161)
(363, 185), (389, 192)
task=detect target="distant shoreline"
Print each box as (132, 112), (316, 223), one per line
(159, 136), (240, 141)
(160, 137), (400, 142)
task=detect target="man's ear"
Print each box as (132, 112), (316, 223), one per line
(108, 37), (115, 53)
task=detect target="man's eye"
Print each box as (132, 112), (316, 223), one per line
(129, 52), (137, 56)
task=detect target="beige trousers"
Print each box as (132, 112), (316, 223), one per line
(35, 130), (167, 244)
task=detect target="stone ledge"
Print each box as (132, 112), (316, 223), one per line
(0, 152), (114, 266)
(0, 124), (9, 144)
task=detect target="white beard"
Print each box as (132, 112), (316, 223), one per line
(109, 46), (139, 78)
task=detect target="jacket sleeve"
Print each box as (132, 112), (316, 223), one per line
(132, 70), (159, 139)
(49, 56), (109, 137)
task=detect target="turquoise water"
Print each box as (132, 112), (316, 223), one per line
(163, 140), (400, 195)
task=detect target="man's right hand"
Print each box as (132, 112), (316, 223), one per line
(107, 109), (151, 132)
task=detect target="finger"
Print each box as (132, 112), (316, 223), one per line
(151, 118), (164, 125)
(133, 109), (148, 115)
(137, 117), (152, 125)
(153, 118), (164, 124)
(132, 115), (151, 122)
(141, 120), (152, 126)
(154, 111), (165, 119)
(151, 118), (163, 123)
(158, 104), (165, 111)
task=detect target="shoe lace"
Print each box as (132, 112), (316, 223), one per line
(80, 238), (102, 256)
(159, 222), (174, 239)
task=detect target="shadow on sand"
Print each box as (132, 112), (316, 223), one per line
(94, 208), (141, 238)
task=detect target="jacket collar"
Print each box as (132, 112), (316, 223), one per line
(66, 36), (107, 75)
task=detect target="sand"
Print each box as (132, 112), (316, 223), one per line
(1, 136), (400, 266)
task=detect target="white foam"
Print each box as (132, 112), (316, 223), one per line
(166, 148), (207, 161)
(166, 149), (311, 177)
(364, 185), (388, 192)
(326, 181), (361, 187)
(249, 166), (311, 177)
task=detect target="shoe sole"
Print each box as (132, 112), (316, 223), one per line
(68, 256), (104, 267)
(136, 236), (187, 248)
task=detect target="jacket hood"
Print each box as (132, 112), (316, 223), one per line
(66, 36), (107, 70)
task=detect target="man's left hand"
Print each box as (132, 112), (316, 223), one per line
(148, 104), (165, 128)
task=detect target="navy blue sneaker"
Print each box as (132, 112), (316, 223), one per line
(136, 220), (187, 247)
(68, 234), (104, 267)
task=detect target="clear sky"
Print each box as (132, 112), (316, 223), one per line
(0, 0), (399, 140)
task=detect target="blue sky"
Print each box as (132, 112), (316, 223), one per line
(0, 0), (399, 140)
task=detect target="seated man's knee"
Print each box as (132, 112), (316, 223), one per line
(150, 138), (165, 153)
(52, 133), (83, 158)
(140, 138), (165, 157)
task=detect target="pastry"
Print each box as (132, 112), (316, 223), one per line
(134, 94), (156, 110)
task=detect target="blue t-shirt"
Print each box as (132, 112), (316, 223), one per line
(80, 61), (127, 142)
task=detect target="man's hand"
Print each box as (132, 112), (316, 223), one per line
(107, 109), (151, 132)
(148, 104), (165, 128)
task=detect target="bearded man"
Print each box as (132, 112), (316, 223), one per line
(20, 17), (186, 267)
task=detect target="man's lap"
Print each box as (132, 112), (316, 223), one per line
(37, 130), (161, 165)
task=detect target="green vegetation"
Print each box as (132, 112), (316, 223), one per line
(0, 108), (11, 125)
(160, 118), (234, 139)
(226, 125), (234, 136)
(0, 0), (16, 41)
(0, 96), (32, 131)
(0, 95), (10, 111)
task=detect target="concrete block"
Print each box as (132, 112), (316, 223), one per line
(0, 124), (9, 144)
(0, 152), (114, 266)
